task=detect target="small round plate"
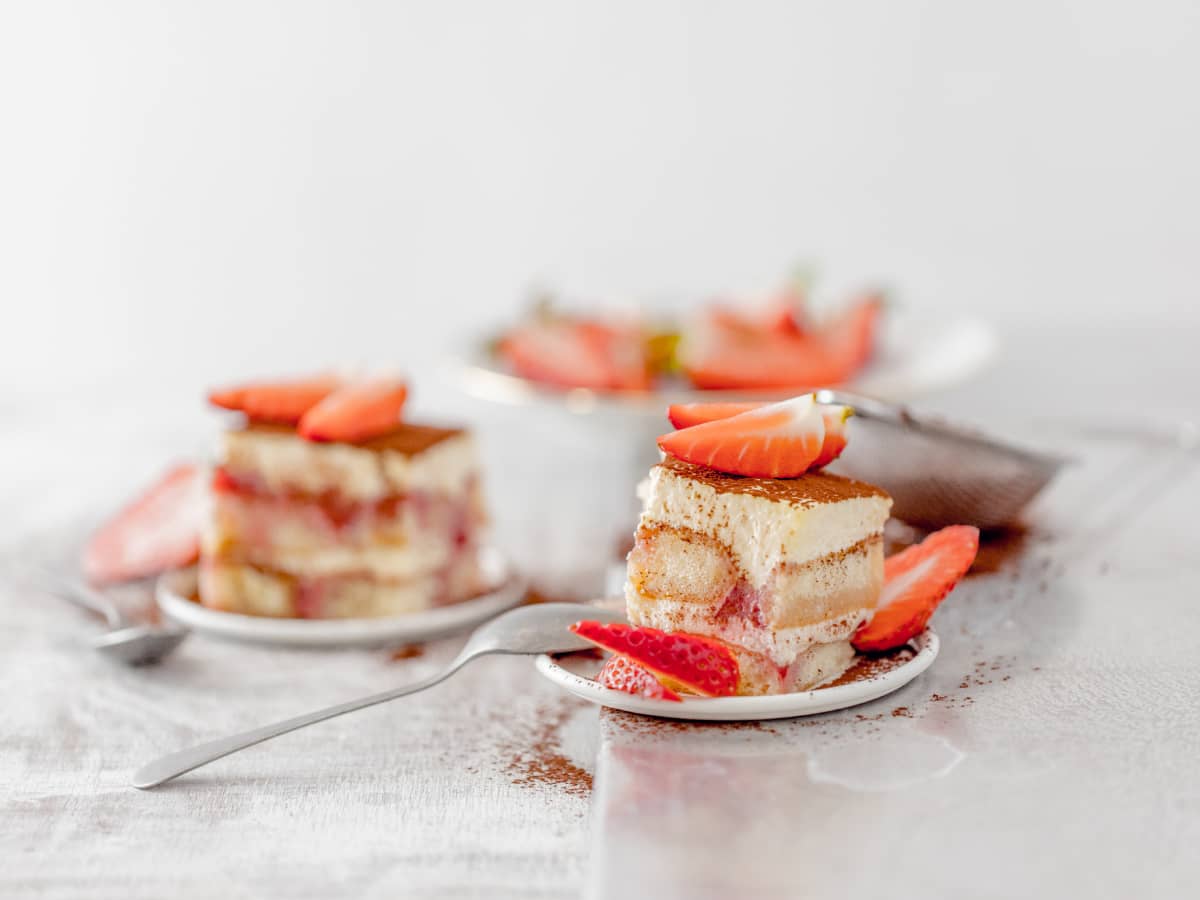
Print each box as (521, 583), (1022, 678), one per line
(535, 630), (939, 721)
(156, 547), (526, 648)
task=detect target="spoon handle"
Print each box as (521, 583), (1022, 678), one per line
(132, 663), (463, 789)
(59, 579), (126, 630)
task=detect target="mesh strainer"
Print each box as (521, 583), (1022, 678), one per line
(817, 389), (1068, 530)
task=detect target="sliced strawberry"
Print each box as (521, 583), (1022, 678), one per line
(811, 404), (853, 468)
(597, 654), (682, 702)
(681, 292), (880, 390)
(588, 321), (653, 391)
(298, 377), (408, 443)
(761, 301), (803, 337)
(570, 621), (739, 697)
(852, 525), (980, 652)
(666, 400), (852, 471)
(817, 293), (882, 377)
(500, 319), (650, 391)
(207, 374), (342, 425)
(681, 319), (846, 390)
(666, 401), (764, 430)
(761, 282), (809, 337)
(657, 393), (826, 478)
(83, 464), (204, 584)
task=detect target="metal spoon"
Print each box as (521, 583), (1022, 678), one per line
(60, 578), (189, 666)
(132, 601), (624, 789)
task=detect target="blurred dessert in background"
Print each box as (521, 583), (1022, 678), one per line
(82, 374), (490, 620)
(203, 375), (487, 618)
(678, 290), (880, 390)
(494, 272), (883, 393)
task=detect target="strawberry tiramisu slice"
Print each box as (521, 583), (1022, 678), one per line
(571, 394), (978, 701)
(201, 375), (488, 618)
(627, 394), (887, 694)
(627, 456), (890, 693)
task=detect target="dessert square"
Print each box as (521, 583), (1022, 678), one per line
(201, 422), (487, 618)
(625, 456), (892, 693)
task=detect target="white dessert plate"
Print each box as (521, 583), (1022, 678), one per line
(455, 310), (996, 412)
(535, 629), (939, 721)
(156, 547), (526, 648)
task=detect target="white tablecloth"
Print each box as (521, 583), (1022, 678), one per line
(3, 325), (1198, 898)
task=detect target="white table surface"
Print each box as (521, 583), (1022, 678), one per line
(2, 325), (1198, 898)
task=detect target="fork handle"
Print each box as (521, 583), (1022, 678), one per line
(131, 662), (465, 789)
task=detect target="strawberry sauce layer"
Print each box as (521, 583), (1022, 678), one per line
(212, 467), (475, 538)
(206, 468), (477, 561)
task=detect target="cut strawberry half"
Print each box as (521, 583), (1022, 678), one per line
(570, 621), (739, 697)
(82, 464), (204, 584)
(680, 292), (880, 390)
(298, 377), (408, 443)
(761, 302), (803, 337)
(817, 293), (881, 378)
(852, 525), (980, 652)
(657, 393), (826, 478)
(681, 321), (843, 391)
(207, 374), (342, 425)
(597, 654), (682, 702)
(666, 401), (763, 430)
(500, 320), (650, 391)
(665, 399), (852, 471)
(811, 404), (853, 468)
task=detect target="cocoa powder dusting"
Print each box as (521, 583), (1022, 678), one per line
(389, 643), (425, 661)
(825, 647), (917, 687)
(603, 708), (778, 736)
(501, 700), (592, 797)
(658, 456), (889, 505)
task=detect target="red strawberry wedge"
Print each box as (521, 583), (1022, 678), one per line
(811, 404), (853, 468)
(501, 322), (612, 390)
(817, 294), (882, 377)
(298, 378), (408, 443)
(665, 399), (852, 471)
(500, 320), (650, 391)
(570, 621), (739, 697)
(208, 374), (342, 425)
(681, 324), (844, 390)
(666, 401), (764, 430)
(83, 464), (204, 585)
(598, 654), (682, 702)
(851, 525), (980, 652)
(658, 393), (826, 478)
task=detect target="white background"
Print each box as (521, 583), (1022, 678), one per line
(2, 0), (1199, 404)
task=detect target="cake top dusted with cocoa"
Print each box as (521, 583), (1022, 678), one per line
(656, 456), (889, 506)
(242, 421), (465, 455)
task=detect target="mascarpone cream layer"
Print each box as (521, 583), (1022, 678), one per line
(636, 463), (892, 588)
(220, 429), (478, 502)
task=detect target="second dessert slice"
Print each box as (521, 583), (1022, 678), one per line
(202, 376), (488, 618)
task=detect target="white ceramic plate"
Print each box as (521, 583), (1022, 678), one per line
(156, 547), (526, 648)
(455, 311), (996, 413)
(535, 630), (939, 721)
